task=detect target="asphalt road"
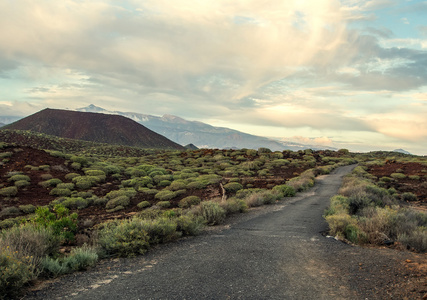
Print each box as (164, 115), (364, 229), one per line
(27, 165), (414, 299)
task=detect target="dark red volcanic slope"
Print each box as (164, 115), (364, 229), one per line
(2, 108), (184, 150)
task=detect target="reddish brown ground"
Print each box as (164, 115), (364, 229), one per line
(366, 161), (427, 209)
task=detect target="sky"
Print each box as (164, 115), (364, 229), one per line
(1, 0), (427, 155)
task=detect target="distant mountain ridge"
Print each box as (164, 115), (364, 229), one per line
(2, 108), (184, 150)
(77, 104), (329, 151)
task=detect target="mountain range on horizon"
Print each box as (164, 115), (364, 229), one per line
(76, 104), (334, 151)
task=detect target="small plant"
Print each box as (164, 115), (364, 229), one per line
(8, 174), (30, 182)
(390, 173), (406, 179)
(157, 201), (171, 208)
(106, 196), (130, 210)
(401, 192), (418, 202)
(223, 182), (243, 193)
(155, 190), (177, 201)
(200, 201), (226, 225)
(137, 201), (151, 209)
(28, 205), (78, 243)
(272, 184), (296, 197)
(179, 196), (201, 208)
(19, 204), (36, 214)
(41, 245), (99, 277)
(0, 186), (18, 197)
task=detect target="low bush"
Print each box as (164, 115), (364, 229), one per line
(0, 206), (21, 218)
(401, 192), (418, 202)
(19, 204), (36, 214)
(105, 188), (137, 200)
(50, 188), (72, 197)
(390, 173), (406, 179)
(41, 245), (98, 277)
(98, 219), (150, 257)
(200, 201), (226, 225)
(8, 174), (30, 182)
(98, 216), (179, 257)
(53, 197), (89, 210)
(179, 196), (201, 208)
(64, 173), (80, 181)
(137, 201), (151, 209)
(272, 184), (296, 198)
(223, 182), (243, 193)
(28, 205), (78, 243)
(244, 192), (265, 207)
(14, 180), (30, 188)
(155, 190), (177, 201)
(0, 246), (36, 299)
(157, 201), (171, 208)
(0, 186), (18, 197)
(175, 214), (205, 236)
(72, 176), (99, 190)
(220, 198), (247, 214)
(106, 196), (130, 210)
(39, 178), (62, 188)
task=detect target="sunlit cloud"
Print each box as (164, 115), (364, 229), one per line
(0, 0), (427, 154)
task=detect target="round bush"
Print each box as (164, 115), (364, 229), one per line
(106, 196), (130, 210)
(179, 196), (201, 208)
(272, 184), (296, 197)
(155, 190), (177, 201)
(137, 201), (151, 209)
(223, 182), (243, 193)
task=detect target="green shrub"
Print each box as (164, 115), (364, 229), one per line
(14, 180), (30, 188)
(0, 186), (18, 197)
(137, 201), (151, 209)
(200, 201), (226, 225)
(39, 178), (63, 188)
(98, 219), (151, 257)
(19, 204), (36, 214)
(139, 188), (159, 195)
(64, 173), (80, 181)
(157, 201), (171, 208)
(167, 180), (187, 191)
(272, 184), (296, 197)
(158, 180), (172, 187)
(106, 196), (130, 210)
(390, 173), (406, 179)
(72, 176), (99, 189)
(0, 206), (21, 218)
(106, 188), (137, 200)
(155, 190), (177, 201)
(244, 192), (265, 207)
(398, 228), (427, 253)
(186, 181), (206, 189)
(57, 183), (75, 190)
(401, 192), (418, 202)
(41, 245), (98, 277)
(98, 216), (178, 257)
(54, 197), (89, 210)
(220, 198), (248, 214)
(50, 188), (72, 197)
(223, 182), (243, 193)
(176, 214), (205, 236)
(261, 191), (279, 204)
(141, 217), (179, 244)
(179, 196), (201, 208)
(28, 205), (78, 243)
(0, 246), (36, 299)
(235, 188), (264, 199)
(8, 174), (30, 182)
